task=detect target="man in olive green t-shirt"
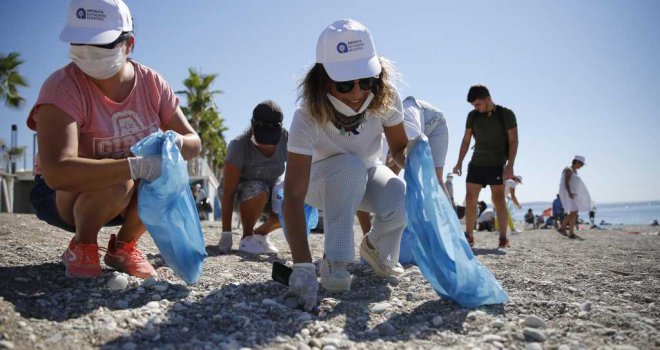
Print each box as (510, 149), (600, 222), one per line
(453, 84), (519, 249)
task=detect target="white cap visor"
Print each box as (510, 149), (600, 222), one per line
(323, 55), (381, 82)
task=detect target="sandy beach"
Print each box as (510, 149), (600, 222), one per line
(0, 213), (658, 350)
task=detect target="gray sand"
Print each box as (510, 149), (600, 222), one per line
(0, 213), (658, 349)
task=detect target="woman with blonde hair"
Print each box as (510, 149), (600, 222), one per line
(282, 19), (409, 310)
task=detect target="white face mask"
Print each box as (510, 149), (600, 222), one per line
(69, 44), (127, 80)
(326, 92), (374, 116)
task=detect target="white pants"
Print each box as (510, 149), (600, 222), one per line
(305, 154), (406, 263)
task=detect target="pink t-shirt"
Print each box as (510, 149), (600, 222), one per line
(28, 60), (178, 168)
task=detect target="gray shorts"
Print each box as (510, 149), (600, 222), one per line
(219, 179), (284, 214)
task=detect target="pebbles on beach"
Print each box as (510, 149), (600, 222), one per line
(0, 215), (659, 349)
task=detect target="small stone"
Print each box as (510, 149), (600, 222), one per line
(262, 298), (280, 307)
(557, 345), (570, 350)
(297, 344), (311, 350)
(121, 342), (137, 350)
(483, 335), (504, 342)
(523, 327), (547, 342)
(275, 335), (290, 343)
(321, 337), (342, 347)
(153, 284), (168, 292)
(431, 316), (443, 327)
(0, 340), (15, 349)
(296, 313), (312, 322)
(524, 315), (548, 329)
(492, 319), (505, 328)
(525, 343), (543, 350)
(370, 302), (391, 313)
(579, 302), (592, 312)
(309, 339), (322, 348)
(146, 301), (160, 309)
(17, 321), (27, 328)
(150, 294), (161, 301)
(405, 292), (414, 301)
(142, 277), (157, 288)
(108, 274), (129, 290)
(613, 346), (639, 350)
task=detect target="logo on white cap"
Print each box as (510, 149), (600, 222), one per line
(316, 19), (381, 82)
(76, 8), (87, 19)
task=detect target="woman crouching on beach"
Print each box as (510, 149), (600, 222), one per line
(282, 19), (409, 310)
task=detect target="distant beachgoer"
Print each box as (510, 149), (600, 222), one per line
(552, 194), (565, 229)
(477, 206), (496, 232)
(218, 101), (288, 255)
(589, 206), (596, 225)
(445, 173), (455, 207)
(27, 0), (202, 279)
(282, 19), (408, 309)
(358, 96), (450, 234)
(192, 183), (210, 221)
(453, 84), (519, 248)
(651, 220), (659, 227)
(524, 209), (536, 229)
(558, 155), (591, 238)
(496, 175), (523, 233)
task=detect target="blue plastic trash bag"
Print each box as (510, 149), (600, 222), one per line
(277, 189), (319, 237)
(404, 139), (508, 307)
(131, 130), (207, 284)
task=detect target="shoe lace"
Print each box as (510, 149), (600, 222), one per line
(116, 240), (147, 264)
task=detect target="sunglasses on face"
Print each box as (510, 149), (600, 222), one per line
(71, 32), (131, 49)
(252, 119), (282, 129)
(333, 77), (377, 94)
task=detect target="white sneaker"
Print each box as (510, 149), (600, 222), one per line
(320, 259), (351, 292)
(253, 234), (279, 253)
(239, 236), (265, 254)
(359, 236), (405, 278)
(511, 230), (522, 235)
(218, 232), (233, 253)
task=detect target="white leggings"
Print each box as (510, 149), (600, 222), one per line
(305, 154), (406, 263)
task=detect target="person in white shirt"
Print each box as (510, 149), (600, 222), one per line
(282, 19), (409, 310)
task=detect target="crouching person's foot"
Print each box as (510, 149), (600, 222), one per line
(359, 235), (405, 279)
(104, 234), (157, 278)
(239, 235), (266, 254)
(320, 259), (351, 292)
(62, 238), (102, 278)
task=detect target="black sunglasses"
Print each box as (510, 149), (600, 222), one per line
(252, 119), (282, 129)
(71, 32), (131, 49)
(333, 77), (377, 94)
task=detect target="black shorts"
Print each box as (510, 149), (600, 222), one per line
(30, 175), (124, 233)
(466, 163), (504, 188)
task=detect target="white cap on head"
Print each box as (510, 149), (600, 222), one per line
(316, 19), (382, 82)
(573, 155), (586, 165)
(60, 0), (132, 44)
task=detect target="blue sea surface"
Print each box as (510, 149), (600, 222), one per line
(512, 201), (660, 225)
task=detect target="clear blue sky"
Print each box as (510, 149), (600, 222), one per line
(1, 0), (659, 204)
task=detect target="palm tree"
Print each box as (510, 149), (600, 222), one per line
(176, 68), (228, 174)
(0, 52), (29, 108)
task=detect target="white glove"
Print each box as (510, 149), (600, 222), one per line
(127, 155), (162, 182)
(283, 263), (318, 311)
(219, 231), (233, 254)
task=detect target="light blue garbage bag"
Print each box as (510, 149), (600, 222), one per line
(276, 189), (319, 237)
(398, 227), (416, 265)
(404, 139), (508, 307)
(131, 130), (207, 284)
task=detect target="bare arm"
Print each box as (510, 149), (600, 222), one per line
(503, 127), (519, 180)
(35, 104), (133, 192)
(164, 107), (202, 160)
(221, 162), (241, 232)
(384, 122), (408, 169)
(282, 152), (313, 263)
(453, 128), (472, 176)
(510, 187), (521, 208)
(563, 169), (574, 198)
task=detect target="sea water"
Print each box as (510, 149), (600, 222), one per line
(512, 201), (660, 225)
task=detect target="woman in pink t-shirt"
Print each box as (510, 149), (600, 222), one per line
(27, 0), (201, 279)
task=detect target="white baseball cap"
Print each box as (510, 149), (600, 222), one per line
(60, 0), (132, 45)
(573, 155), (586, 165)
(316, 19), (382, 82)
(514, 175), (523, 183)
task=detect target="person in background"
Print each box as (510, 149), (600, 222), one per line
(192, 183), (210, 221)
(524, 209), (537, 229)
(589, 206), (596, 226)
(558, 155), (591, 238)
(357, 96), (450, 234)
(552, 194), (565, 229)
(445, 173), (455, 208)
(219, 101), (288, 255)
(476, 202), (495, 232)
(27, 0), (202, 279)
(497, 175), (522, 234)
(282, 19), (408, 309)
(453, 84), (519, 248)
